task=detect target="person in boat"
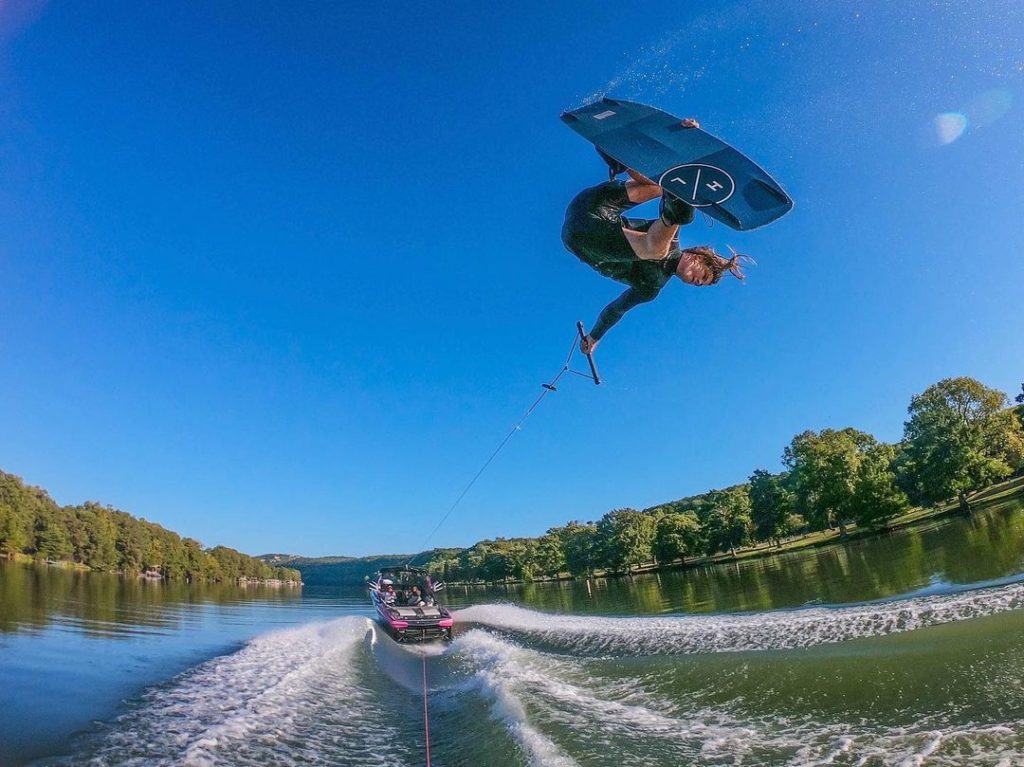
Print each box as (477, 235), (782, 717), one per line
(561, 118), (752, 353)
(382, 581), (397, 605)
(406, 585), (425, 607)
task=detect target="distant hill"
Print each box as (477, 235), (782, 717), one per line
(256, 553), (413, 586)
(267, 486), (756, 586)
(254, 489), (758, 587)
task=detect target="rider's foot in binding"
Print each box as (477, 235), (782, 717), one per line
(659, 191), (695, 227)
(596, 147), (629, 180)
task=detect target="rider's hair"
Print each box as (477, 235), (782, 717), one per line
(681, 245), (755, 284)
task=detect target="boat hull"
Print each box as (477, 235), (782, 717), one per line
(370, 589), (453, 643)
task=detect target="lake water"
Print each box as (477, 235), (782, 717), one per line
(2, 490), (1024, 766)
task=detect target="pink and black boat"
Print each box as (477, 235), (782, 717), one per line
(368, 565), (453, 642)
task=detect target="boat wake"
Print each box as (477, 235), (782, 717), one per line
(54, 617), (422, 767)
(447, 627), (1024, 767)
(45, 582), (1024, 766)
(455, 579), (1024, 656)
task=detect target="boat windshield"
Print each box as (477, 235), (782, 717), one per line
(380, 571), (435, 606)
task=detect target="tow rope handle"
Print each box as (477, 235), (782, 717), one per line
(576, 321), (601, 385)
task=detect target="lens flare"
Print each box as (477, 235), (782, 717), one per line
(969, 88), (1014, 127)
(933, 112), (968, 145)
(0, 0), (48, 44)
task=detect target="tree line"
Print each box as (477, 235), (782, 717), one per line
(0, 471), (301, 584)
(422, 376), (1024, 583)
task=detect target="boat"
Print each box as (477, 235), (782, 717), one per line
(368, 565), (454, 642)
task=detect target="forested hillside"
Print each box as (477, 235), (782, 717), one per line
(0, 471), (300, 584)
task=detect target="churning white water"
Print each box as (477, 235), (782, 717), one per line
(49, 580), (1024, 767)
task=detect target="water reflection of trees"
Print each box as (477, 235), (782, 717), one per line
(10, 498), (1019, 633)
(0, 562), (301, 638)
(455, 497), (1024, 616)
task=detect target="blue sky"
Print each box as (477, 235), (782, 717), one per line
(1, 1), (1022, 557)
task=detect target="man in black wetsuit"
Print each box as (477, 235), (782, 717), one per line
(561, 118), (750, 353)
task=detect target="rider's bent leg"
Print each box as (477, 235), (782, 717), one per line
(622, 218), (678, 260)
(623, 194), (694, 260)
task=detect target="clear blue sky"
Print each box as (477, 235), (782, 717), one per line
(1, 1), (1021, 557)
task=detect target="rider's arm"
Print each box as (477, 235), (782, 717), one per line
(590, 286), (659, 341)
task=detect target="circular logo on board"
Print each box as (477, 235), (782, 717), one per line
(658, 164), (735, 208)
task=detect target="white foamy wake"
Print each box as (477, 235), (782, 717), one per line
(451, 630), (581, 767)
(448, 630), (1024, 767)
(69, 617), (414, 767)
(451, 628), (739, 765)
(455, 581), (1024, 656)
(50, 611), (1024, 767)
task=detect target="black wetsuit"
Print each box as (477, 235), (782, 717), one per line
(561, 181), (681, 340)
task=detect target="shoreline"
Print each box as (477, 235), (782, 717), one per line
(444, 477), (1024, 587)
(0, 553), (302, 587)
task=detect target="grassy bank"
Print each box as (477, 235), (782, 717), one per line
(279, 478), (1024, 588)
(612, 476), (1024, 577)
(474, 476), (1024, 584)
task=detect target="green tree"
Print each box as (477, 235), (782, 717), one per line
(0, 500), (30, 555)
(532, 529), (566, 578)
(66, 511), (90, 563)
(700, 488), (752, 556)
(458, 542), (491, 582)
(208, 546), (245, 580)
(183, 538), (210, 580)
(143, 533), (165, 572)
(897, 377), (1024, 511)
(849, 443), (909, 527)
(203, 551), (224, 581)
(424, 549), (463, 582)
(562, 521), (599, 577)
(35, 513), (73, 561)
(784, 427), (879, 534)
(748, 469), (792, 545)
(94, 510), (119, 570)
(116, 520), (148, 573)
(783, 512), (807, 537)
(462, 538), (541, 582)
(477, 542), (515, 582)
(596, 509), (657, 573)
(507, 539), (542, 581)
(0, 472), (58, 556)
(67, 504), (117, 571)
(652, 511), (702, 564)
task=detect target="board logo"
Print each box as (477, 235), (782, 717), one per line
(658, 164), (735, 207)
(593, 110), (616, 120)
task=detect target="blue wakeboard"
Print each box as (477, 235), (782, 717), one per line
(562, 98), (792, 231)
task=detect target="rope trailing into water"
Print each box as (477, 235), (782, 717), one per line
(411, 332), (596, 763)
(408, 331), (589, 565)
(410, 332), (594, 763)
(422, 654), (432, 767)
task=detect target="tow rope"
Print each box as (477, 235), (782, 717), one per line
(413, 325), (600, 764)
(422, 654), (432, 767)
(409, 325), (598, 564)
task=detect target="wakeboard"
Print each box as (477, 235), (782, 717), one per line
(562, 98), (793, 231)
